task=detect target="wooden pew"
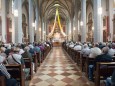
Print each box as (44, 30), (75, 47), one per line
(23, 58), (33, 79)
(80, 54), (88, 72)
(85, 57), (95, 77)
(76, 51), (81, 65)
(33, 54), (38, 72)
(0, 76), (5, 86)
(5, 64), (25, 86)
(95, 62), (115, 86)
(36, 52), (41, 64)
(72, 49), (77, 62)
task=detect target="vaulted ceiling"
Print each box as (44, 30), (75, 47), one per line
(39, 0), (76, 22)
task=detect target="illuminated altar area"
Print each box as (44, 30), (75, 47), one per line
(47, 7), (67, 47)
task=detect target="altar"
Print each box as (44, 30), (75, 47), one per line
(53, 41), (61, 47)
(52, 32), (63, 47)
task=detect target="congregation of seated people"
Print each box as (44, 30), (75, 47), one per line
(0, 41), (52, 86)
(62, 41), (115, 86)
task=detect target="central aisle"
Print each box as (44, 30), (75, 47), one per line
(30, 47), (94, 86)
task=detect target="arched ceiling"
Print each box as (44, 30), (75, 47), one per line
(39, 0), (75, 21)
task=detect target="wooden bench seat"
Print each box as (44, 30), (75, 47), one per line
(80, 54), (88, 72)
(23, 58), (33, 79)
(76, 51), (81, 65)
(0, 76), (5, 86)
(85, 57), (95, 77)
(5, 64), (25, 86)
(95, 62), (115, 86)
(33, 54), (38, 72)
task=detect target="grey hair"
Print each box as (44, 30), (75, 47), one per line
(102, 47), (109, 54)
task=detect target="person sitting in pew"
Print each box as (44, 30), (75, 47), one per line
(0, 55), (18, 86)
(0, 47), (7, 58)
(105, 69), (115, 86)
(7, 48), (24, 64)
(29, 44), (36, 56)
(22, 46), (33, 62)
(73, 42), (82, 51)
(81, 44), (91, 56)
(88, 47), (112, 81)
(107, 44), (115, 56)
(7, 48), (30, 79)
(89, 43), (101, 58)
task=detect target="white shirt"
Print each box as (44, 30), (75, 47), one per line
(89, 47), (102, 58)
(0, 55), (5, 63)
(108, 48), (115, 56)
(74, 45), (82, 50)
(69, 44), (75, 48)
(81, 47), (91, 55)
(19, 49), (25, 55)
(7, 54), (22, 64)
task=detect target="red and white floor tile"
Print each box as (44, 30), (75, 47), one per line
(29, 47), (94, 86)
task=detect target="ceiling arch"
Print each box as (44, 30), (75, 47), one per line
(39, 0), (74, 21)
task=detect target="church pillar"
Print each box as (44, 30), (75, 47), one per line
(29, 0), (34, 43)
(93, 0), (103, 42)
(1, 0), (6, 42)
(36, 0), (39, 42)
(66, 20), (68, 41)
(14, 0), (23, 43)
(81, 0), (86, 42)
(74, 0), (79, 42)
(69, 21), (71, 41)
(108, 0), (113, 41)
(71, 19), (73, 41)
(41, 20), (44, 41)
(44, 21), (46, 41)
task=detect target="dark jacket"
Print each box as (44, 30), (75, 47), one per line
(22, 51), (33, 62)
(112, 70), (115, 85)
(94, 53), (112, 67)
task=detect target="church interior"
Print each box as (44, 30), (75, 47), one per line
(0, 0), (115, 86)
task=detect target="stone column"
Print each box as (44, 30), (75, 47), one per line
(81, 0), (86, 42)
(108, 0), (113, 41)
(93, 0), (102, 42)
(14, 0), (23, 43)
(44, 21), (46, 41)
(66, 20), (68, 41)
(41, 20), (44, 41)
(29, 0), (34, 43)
(1, 0), (6, 42)
(74, 0), (79, 42)
(35, 0), (39, 42)
(71, 19), (73, 41)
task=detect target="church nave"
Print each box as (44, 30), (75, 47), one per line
(29, 47), (93, 86)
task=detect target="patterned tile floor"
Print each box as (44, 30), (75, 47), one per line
(29, 47), (94, 86)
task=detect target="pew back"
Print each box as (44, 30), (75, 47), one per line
(0, 76), (5, 86)
(95, 62), (115, 86)
(6, 64), (25, 86)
